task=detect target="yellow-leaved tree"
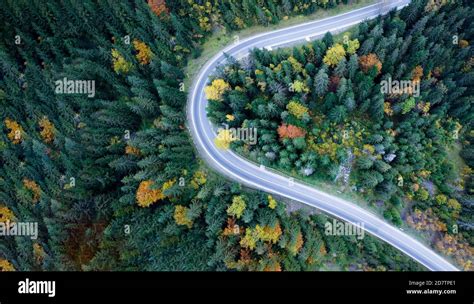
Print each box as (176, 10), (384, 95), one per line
(23, 179), (41, 203)
(412, 65), (423, 83)
(384, 102), (394, 116)
(345, 39), (360, 54)
(190, 170), (207, 189)
(287, 56), (303, 73)
(240, 223), (282, 250)
(0, 205), (15, 222)
(39, 116), (55, 143)
(204, 79), (230, 101)
(4, 118), (24, 144)
(133, 39), (154, 65)
(125, 145), (141, 156)
(227, 195), (246, 219)
(161, 178), (176, 196)
(112, 49), (132, 74)
(240, 228), (258, 250)
(174, 205), (193, 228)
(255, 223), (282, 244)
(267, 195), (277, 209)
(291, 80), (309, 93)
(323, 43), (346, 67)
(287, 100), (309, 119)
(136, 180), (164, 207)
(0, 259), (15, 271)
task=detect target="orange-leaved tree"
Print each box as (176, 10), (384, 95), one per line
(277, 124), (306, 139)
(359, 53), (382, 75)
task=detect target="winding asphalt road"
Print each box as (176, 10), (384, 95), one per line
(187, 0), (459, 271)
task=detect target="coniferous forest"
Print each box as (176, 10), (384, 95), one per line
(0, 0), (472, 273)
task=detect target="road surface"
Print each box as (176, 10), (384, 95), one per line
(187, 0), (459, 271)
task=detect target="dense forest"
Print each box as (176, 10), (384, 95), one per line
(0, 0), (466, 272)
(207, 0), (473, 270)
